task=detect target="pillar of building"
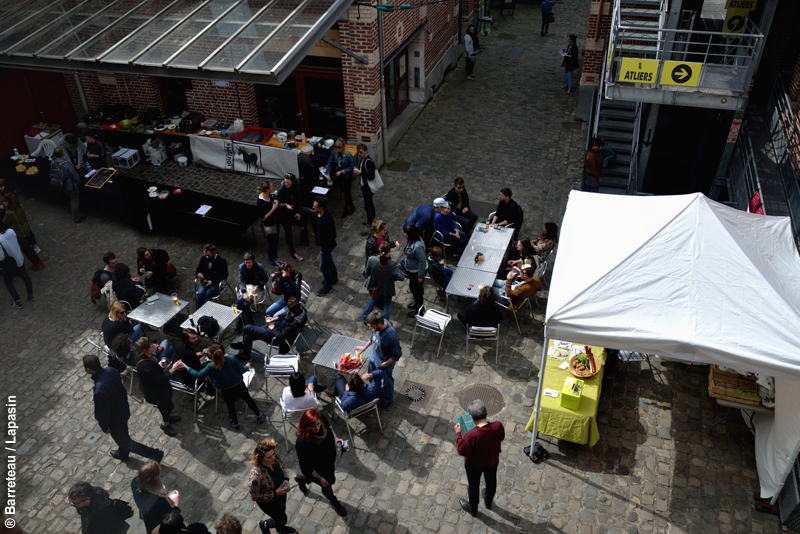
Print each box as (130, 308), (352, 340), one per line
(576, 0), (613, 121)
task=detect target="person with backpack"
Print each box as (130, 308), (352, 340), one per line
(52, 147), (88, 223)
(0, 220), (33, 309)
(68, 481), (132, 534)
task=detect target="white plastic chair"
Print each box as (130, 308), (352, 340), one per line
(279, 399), (308, 450)
(263, 354), (300, 398)
(334, 396), (383, 444)
(466, 326), (500, 364)
(410, 305), (451, 358)
(30, 139), (56, 159)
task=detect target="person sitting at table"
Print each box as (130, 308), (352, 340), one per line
(404, 198), (447, 243)
(108, 332), (137, 372)
(445, 178), (479, 231)
(58, 133), (86, 170)
(531, 222), (558, 264)
(83, 134), (106, 171)
(236, 251), (269, 324)
(102, 301), (144, 347)
(265, 262), (303, 318)
(493, 267), (541, 311)
(276, 172), (316, 262)
(504, 238), (536, 275)
(427, 246), (452, 300)
(434, 203), (469, 252)
(490, 188), (524, 231)
(235, 296), (307, 362)
(136, 247), (173, 294)
(173, 328), (215, 396)
(195, 243), (228, 307)
(457, 286), (504, 332)
(281, 371), (325, 412)
(336, 371), (384, 416)
(111, 263), (146, 309)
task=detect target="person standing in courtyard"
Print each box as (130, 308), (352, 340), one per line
(0, 221), (33, 309)
(249, 438), (298, 534)
(68, 481), (130, 534)
(314, 196), (338, 296)
(82, 354), (164, 463)
(561, 34), (579, 94)
(541, 0), (554, 36)
(353, 143), (377, 233)
(52, 146), (88, 223)
(464, 24), (480, 80)
(294, 409), (348, 517)
(455, 399), (505, 517)
(354, 310), (402, 408)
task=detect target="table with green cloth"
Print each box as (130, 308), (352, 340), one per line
(525, 340), (608, 446)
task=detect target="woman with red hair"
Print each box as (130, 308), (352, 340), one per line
(294, 409), (348, 517)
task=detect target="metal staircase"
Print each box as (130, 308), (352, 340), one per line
(616, 0), (665, 60)
(596, 101), (638, 191)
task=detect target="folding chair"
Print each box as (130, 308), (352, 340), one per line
(194, 278), (229, 309)
(299, 280), (327, 343)
(533, 260), (550, 308)
(334, 396), (383, 444)
(170, 377), (215, 422)
(466, 326), (500, 364)
(617, 351), (655, 378)
(410, 305), (451, 358)
(278, 400), (308, 450)
(431, 221), (463, 263)
(498, 295), (532, 334)
(264, 354), (300, 398)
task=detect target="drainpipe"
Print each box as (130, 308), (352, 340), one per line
(378, 0), (389, 166)
(73, 73), (89, 113)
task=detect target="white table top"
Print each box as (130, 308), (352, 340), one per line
(312, 334), (373, 372)
(468, 225), (514, 251)
(128, 293), (189, 329)
(445, 268), (497, 299)
(457, 247), (505, 273)
(180, 301), (240, 336)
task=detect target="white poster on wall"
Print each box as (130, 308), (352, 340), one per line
(188, 135), (299, 180)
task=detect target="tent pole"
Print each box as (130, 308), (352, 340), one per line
(770, 440), (800, 505)
(529, 338), (549, 459)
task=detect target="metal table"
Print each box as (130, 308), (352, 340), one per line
(457, 247), (506, 274)
(180, 301), (243, 341)
(468, 225), (514, 251)
(127, 293), (189, 337)
(311, 334), (373, 379)
(445, 268), (497, 310)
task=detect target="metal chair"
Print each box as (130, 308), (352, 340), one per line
(410, 305), (451, 358)
(334, 396), (383, 444)
(194, 278), (229, 309)
(431, 221), (463, 263)
(88, 335), (139, 398)
(533, 260), (550, 308)
(169, 377), (215, 422)
(498, 295), (532, 335)
(237, 285), (269, 314)
(299, 280), (327, 344)
(263, 354), (300, 398)
(278, 399), (308, 450)
(466, 326), (500, 364)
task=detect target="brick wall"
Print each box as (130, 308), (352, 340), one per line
(791, 55), (800, 103)
(64, 74), (164, 116)
(580, 0), (612, 86)
(184, 80), (259, 126)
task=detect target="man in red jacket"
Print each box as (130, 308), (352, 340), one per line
(455, 399), (505, 517)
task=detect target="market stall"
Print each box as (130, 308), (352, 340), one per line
(528, 191), (800, 504)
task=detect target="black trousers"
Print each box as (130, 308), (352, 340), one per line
(465, 461), (498, 510)
(108, 423), (161, 461)
(308, 474), (336, 502)
(335, 173), (355, 213)
(221, 382), (260, 425)
(257, 495), (288, 529)
(361, 183), (375, 224)
(155, 397), (174, 423)
(541, 12), (550, 33)
(409, 275), (424, 309)
(465, 57), (475, 77)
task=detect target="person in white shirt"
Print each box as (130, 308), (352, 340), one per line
(281, 371), (328, 412)
(0, 221), (33, 309)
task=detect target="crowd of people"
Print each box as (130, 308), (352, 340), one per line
(59, 142), (560, 533)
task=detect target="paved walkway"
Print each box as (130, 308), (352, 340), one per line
(1, 3), (781, 534)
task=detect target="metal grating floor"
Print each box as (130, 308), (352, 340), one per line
(457, 384), (505, 416)
(395, 380), (435, 409)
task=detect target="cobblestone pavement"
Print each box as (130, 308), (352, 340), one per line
(0, 3), (782, 534)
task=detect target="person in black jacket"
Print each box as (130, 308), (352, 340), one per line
(294, 409), (348, 517)
(236, 297), (307, 361)
(135, 337), (183, 437)
(112, 263), (145, 309)
(490, 188), (524, 238)
(457, 286), (504, 332)
(313, 196), (338, 296)
(353, 143), (377, 228)
(137, 247), (172, 293)
(276, 173), (316, 262)
(264, 262), (303, 318)
(195, 243), (228, 307)
(68, 481), (130, 534)
(102, 302), (144, 347)
(444, 177), (478, 231)
(82, 354), (163, 462)
(173, 328), (215, 396)
(562, 34), (579, 94)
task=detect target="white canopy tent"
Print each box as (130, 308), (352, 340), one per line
(530, 191), (800, 501)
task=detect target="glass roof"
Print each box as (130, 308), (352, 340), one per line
(0, 0), (351, 84)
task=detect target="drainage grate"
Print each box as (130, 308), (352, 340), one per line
(457, 385), (505, 416)
(506, 47), (525, 58)
(395, 380), (435, 409)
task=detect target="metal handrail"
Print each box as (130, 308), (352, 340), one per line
(627, 102), (643, 195)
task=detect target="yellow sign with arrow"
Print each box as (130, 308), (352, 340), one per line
(661, 61), (702, 87)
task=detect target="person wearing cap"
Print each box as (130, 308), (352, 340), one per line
(404, 198), (447, 243)
(434, 201), (469, 252)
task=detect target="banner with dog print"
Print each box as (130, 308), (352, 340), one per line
(188, 135), (299, 179)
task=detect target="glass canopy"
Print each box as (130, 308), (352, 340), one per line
(0, 0), (350, 84)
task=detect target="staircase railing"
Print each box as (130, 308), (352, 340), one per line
(627, 102), (643, 195)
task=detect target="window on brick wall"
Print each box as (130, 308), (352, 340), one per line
(385, 48), (410, 126)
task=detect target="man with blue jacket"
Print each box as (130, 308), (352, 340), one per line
(404, 198), (447, 243)
(337, 370), (384, 416)
(53, 147), (88, 223)
(83, 354), (163, 463)
(236, 251), (269, 324)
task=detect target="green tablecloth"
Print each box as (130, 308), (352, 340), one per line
(525, 340), (607, 446)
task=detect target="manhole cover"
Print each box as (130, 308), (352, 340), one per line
(395, 381), (435, 409)
(457, 385), (505, 416)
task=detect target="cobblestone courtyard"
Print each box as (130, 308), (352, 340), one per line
(0, 2), (783, 534)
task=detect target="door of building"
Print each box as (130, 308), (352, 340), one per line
(384, 48), (409, 126)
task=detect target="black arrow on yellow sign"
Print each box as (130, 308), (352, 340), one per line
(727, 15), (745, 32)
(670, 64), (692, 84)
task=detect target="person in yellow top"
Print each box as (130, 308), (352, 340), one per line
(501, 266), (541, 312)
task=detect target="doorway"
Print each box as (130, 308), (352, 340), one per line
(384, 48), (409, 126)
